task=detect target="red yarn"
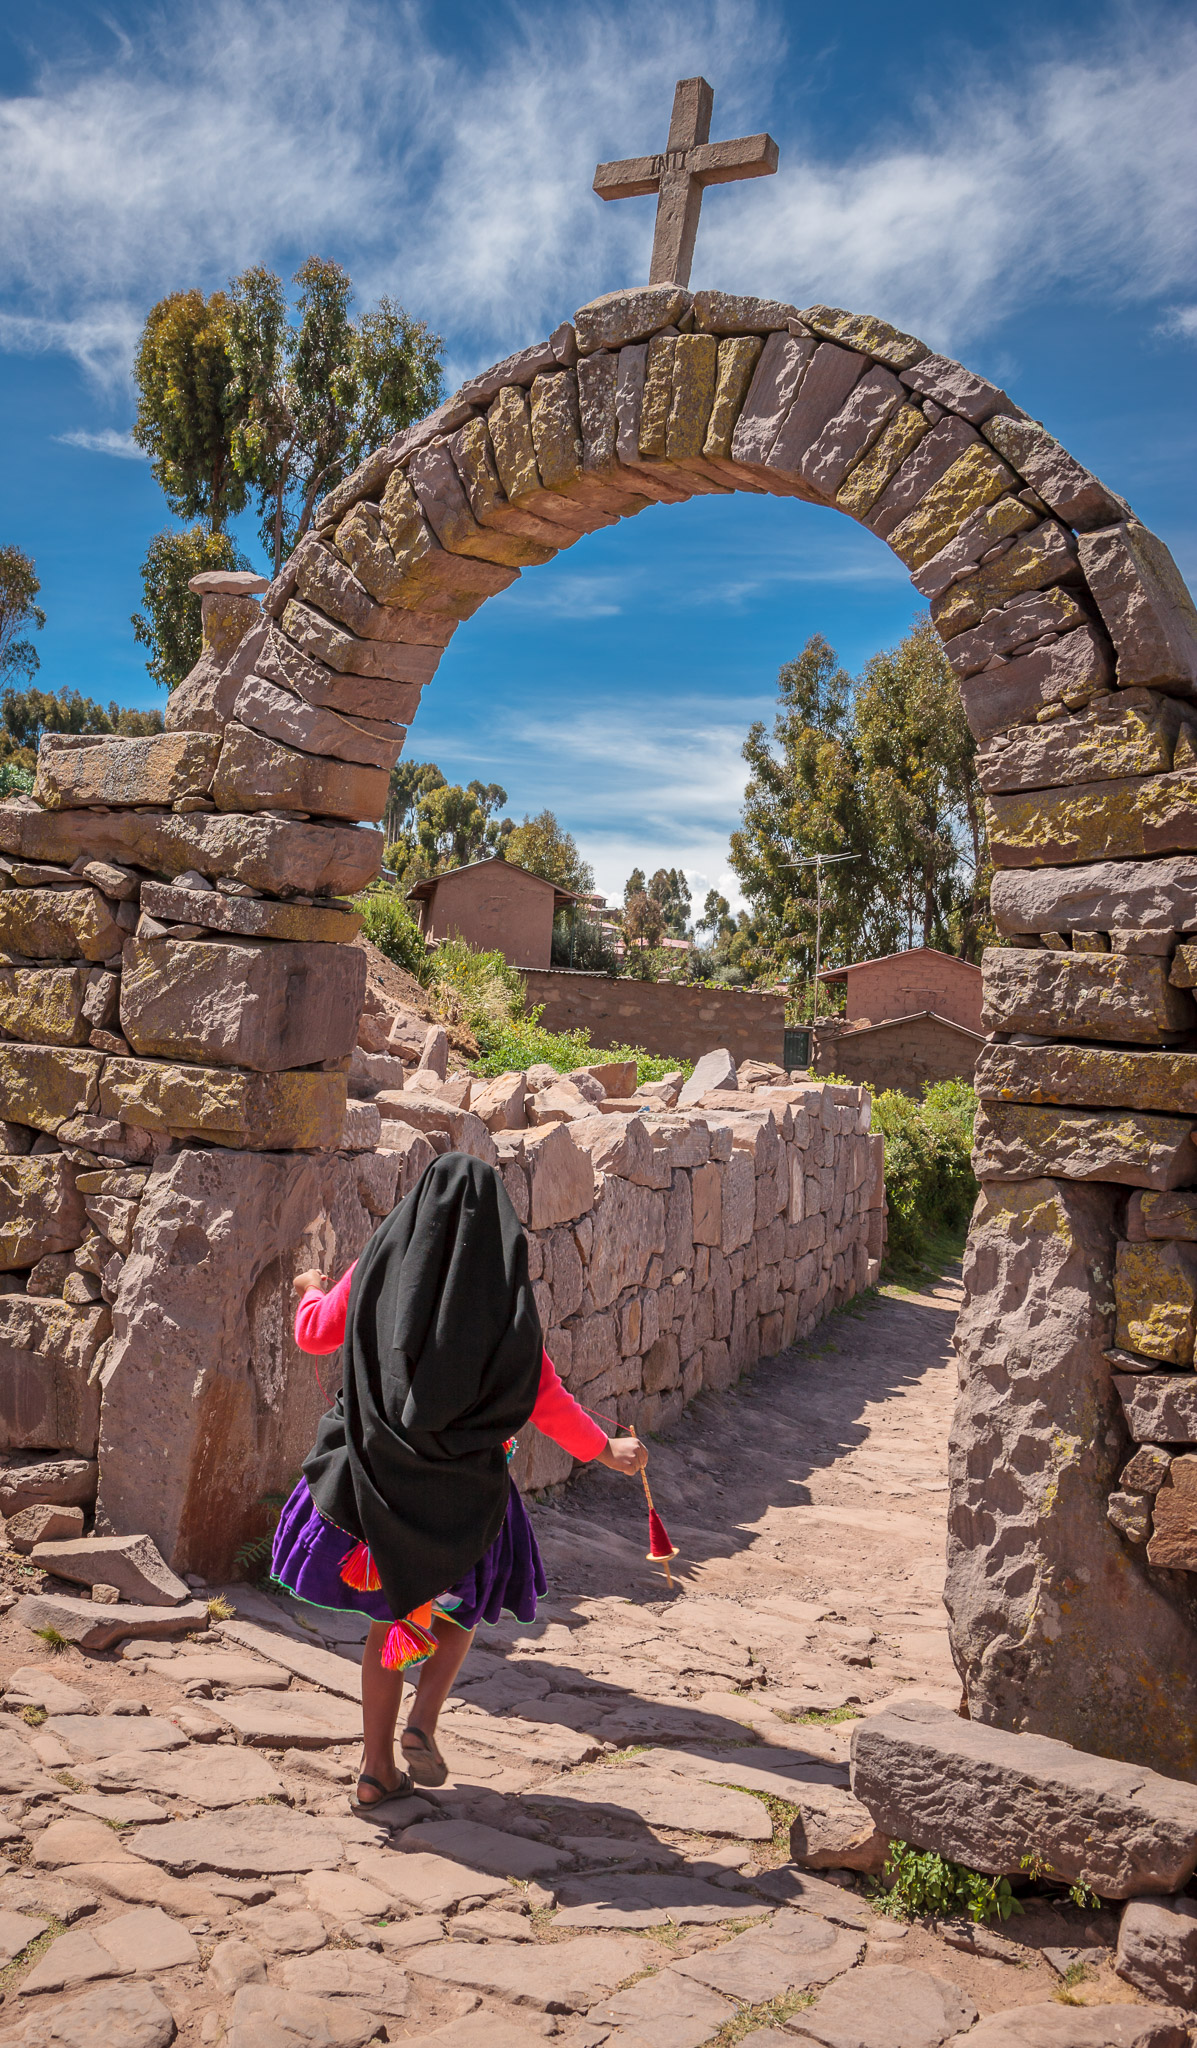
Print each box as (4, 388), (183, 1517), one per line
(646, 1506), (678, 1561)
(380, 1617), (438, 1670)
(339, 1542), (381, 1593)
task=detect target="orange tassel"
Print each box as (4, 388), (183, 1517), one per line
(339, 1542), (381, 1593)
(380, 1615), (438, 1670)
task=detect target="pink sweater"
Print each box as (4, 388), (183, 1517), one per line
(294, 1265), (607, 1462)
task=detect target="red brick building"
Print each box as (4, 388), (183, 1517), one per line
(408, 859), (577, 971)
(813, 947), (985, 1094)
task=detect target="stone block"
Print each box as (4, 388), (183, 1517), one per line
(573, 285), (690, 352)
(119, 936), (365, 1072)
(0, 803), (383, 899)
(0, 1340), (100, 1456)
(730, 329), (816, 468)
(769, 341), (865, 474)
(587, 1178), (665, 1309)
(851, 1700), (1197, 1897)
(960, 626), (1116, 739)
(0, 1296), (108, 1373)
(1146, 1456), (1197, 1570)
(14, 1591), (208, 1650)
(99, 1059), (345, 1150)
(799, 363), (904, 498)
(33, 733), (220, 810)
(566, 1113), (654, 1184)
(1115, 1375), (1197, 1445)
(1076, 521), (1197, 693)
(678, 1048), (737, 1108)
(799, 304), (927, 371)
(721, 1151), (756, 1253)
(233, 677), (403, 770)
(973, 1101), (1197, 1189)
(0, 965), (102, 1047)
(284, 593), (449, 678)
(408, 443), (554, 567)
(991, 853), (1197, 940)
(976, 1041), (1197, 1118)
(788, 1962), (975, 2047)
(931, 519), (1080, 640)
(665, 333), (717, 459)
(982, 947), (1195, 1044)
(945, 588), (1095, 677)
(692, 288), (798, 333)
(0, 1458), (96, 1514)
(981, 413), (1125, 529)
(3, 1501), (84, 1551)
(137, 883), (361, 945)
(1115, 1893), (1197, 2007)
(977, 690), (1180, 795)
(1115, 1240), (1197, 1363)
(0, 1979), (178, 2048)
(987, 767), (1197, 870)
(0, 1155), (87, 1267)
(866, 414), (977, 537)
(704, 334), (764, 457)
(213, 723), (389, 822)
(1131, 1190), (1197, 1240)
(259, 614), (433, 715)
(836, 402), (928, 516)
(888, 442), (1016, 570)
(0, 886), (124, 962)
(338, 492), (508, 621)
(30, 1532), (188, 1606)
(0, 1045), (104, 1132)
(504, 1123), (594, 1230)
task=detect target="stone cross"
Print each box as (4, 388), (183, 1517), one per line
(593, 77), (779, 288)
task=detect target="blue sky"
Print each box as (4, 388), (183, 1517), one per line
(2, 0), (1196, 911)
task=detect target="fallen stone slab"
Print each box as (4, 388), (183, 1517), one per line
(351, 1848), (508, 1914)
(589, 1962), (736, 2046)
(525, 1765), (773, 1838)
(29, 1534), (188, 1608)
(81, 1745), (283, 1807)
(554, 1871), (768, 1928)
(788, 1962), (977, 2048)
(42, 1716), (186, 1761)
(0, 1978), (177, 2048)
(395, 1817), (570, 1880)
(2, 1666), (92, 1717)
(127, 1806), (343, 1875)
(0, 1459), (97, 1516)
(671, 1908), (864, 2001)
(0, 1909), (48, 1966)
(213, 1687), (362, 1746)
(14, 1593), (209, 1651)
(281, 1948), (409, 2016)
(236, 1903), (328, 1954)
(408, 1931), (644, 2012)
(217, 1618), (362, 1700)
(850, 1703), (1197, 1897)
(225, 1985), (380, 2048)
(1115, 1893), (1197, 2006)
(4, 1504), (86, 1553)
(950, 2006), (1191, 2047)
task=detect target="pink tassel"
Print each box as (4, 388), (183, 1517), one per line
(380, 1616), (438, 1671)
(339, 1542), (381, 1593)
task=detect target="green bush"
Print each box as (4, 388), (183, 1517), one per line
(470, 1009), (688, 1086)
(873, 1841), (1021, 1924)
(0, 760), (34, 796)
(871, 1079), (977, 1275)
(356, 892), (431, 983)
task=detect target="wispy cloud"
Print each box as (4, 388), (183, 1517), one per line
(1162, 305), (1197, 340)
(54, 427), (145, 459)
(2, 1), (1195, 392)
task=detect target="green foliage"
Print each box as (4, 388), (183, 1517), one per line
(33, 1625), (68, 1654)
(133, 289), (246, 529)
(871, 1081), (977, 1275)
(0, 545), (46, 686)
(873, 1841), (1023, 1924)
(1020, 1852), (1101, 1910)
(384, 758), (447, 849)
(356, 893), (431, 983)
(1, 683), (163, 755)
(505, 809), (593, 892)
(729, 621), (992, 987)
(471, 1008), (688, 1087)
(0, 760), (33, 794)
(551, 907), (620, 973)
(431, 938), (527, 1036)
(131, 526), (245, 691)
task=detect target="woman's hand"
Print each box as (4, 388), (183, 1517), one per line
(597, 1434), (647, 1475)
(292, 1268), (329, 1300)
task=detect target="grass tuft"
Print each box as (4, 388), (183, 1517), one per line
(20, 1705), (47, 1727)
(207, 1595), (234, 1623)
(32, 1625), (69, 1655)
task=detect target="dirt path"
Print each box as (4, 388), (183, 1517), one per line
(0, 1272), (1141, 2045)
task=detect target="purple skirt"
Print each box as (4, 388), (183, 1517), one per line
(270, 1476), (546, 1632)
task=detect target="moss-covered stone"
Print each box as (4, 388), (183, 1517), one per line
(98, 1059), (346, 1150)
(486, 386), (542, 504)
(799, 305), (928, 371)
(666, 333), (718, 460)
(932, 520), (1079, 638)
(0, 806), (381, 900)
(529, 370), (584, 490)
(34, 733), (220, 812)
(981, 946), (1196, 1044)
(977, 690), (1181, 795)
(0, 1045), (104, 1132)
(704, 336), (763, 459)
(1115, 1239), (1197, 1363)
(639, 335), (676, 460)
(0, 965), (97, 1047)
(0, 1155), (87, 1269)
(973, 1099), (1197, 1188)
(987, 767), (1197, 870)
(976, 1041), (1197, 1116)
(836, 404), (928, 518)
(888, 444), (1015, 570)
(0, 888), (124, 964)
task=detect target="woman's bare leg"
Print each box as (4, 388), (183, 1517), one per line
(358, 1619), (406, 1803)
(403, 1614), (475, 1759)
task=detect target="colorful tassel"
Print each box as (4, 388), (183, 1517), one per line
(339, 1542), (381, 1593)
(380, 1613), (438, 1671)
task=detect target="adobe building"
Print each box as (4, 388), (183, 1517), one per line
(407, 858), (577, 970)
(812, 946), (986, 1094)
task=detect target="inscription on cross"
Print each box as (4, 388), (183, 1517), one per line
(594, 76), (778, 289)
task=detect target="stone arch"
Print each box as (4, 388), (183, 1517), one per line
(7, 280), (1197, 1774)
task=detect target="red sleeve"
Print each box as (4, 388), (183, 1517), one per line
(529, 1350), (608, 1461)
(294, 1264), (355, 1354)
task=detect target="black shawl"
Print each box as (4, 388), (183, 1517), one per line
(303, 1153), (543, 1622)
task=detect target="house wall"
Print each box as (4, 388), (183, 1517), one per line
(839, 952), (983, 1033)
(813, 1012), (984, 1093)
(422, 865), (556, 969)
(522, 970), (788, 1066)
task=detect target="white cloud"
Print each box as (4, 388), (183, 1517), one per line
(2, 1), (1195, 392)
(1163, 305), (1197, 340)
(54, 427), (145, 458)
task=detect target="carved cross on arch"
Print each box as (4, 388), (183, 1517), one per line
(593, 76), (779, 288)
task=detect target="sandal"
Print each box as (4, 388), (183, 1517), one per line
(352, 1768), (412, 1810)
(401, 1725), (448, 1788)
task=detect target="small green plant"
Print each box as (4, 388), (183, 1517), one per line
(0, 760), (34, 797)
(1020, 1851), (1100, 1911)
(20, 1704), (47, 1726)
(356, 890), (431, 981)
(873, 1841), (1022, 1924)
(32, 1625), (69, 1655)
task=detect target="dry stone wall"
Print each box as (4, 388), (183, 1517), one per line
(2, 278), (1196, 1773)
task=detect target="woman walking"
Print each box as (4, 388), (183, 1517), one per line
(271, 1152), (646, 1807)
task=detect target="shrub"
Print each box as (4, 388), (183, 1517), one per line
(871, 1079), (977, 1274)
(470, 1008), (688, 1086)
(356, 892), (431, 983)
(0, 760), (34, 796)
(873, 1841), (1021, 1924)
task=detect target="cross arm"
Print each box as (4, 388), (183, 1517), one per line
(594, 155), (661, 200)
(689, 133), (779, 186)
